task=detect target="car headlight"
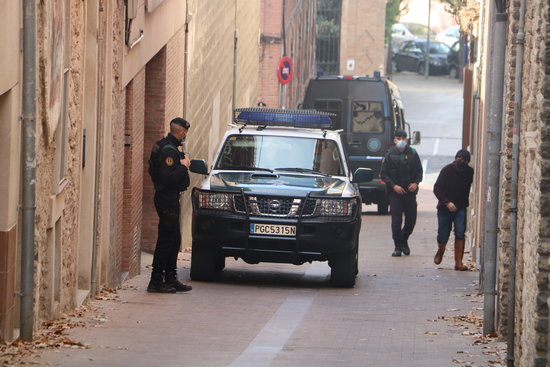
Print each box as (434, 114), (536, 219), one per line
(317, 198), (356, 216)
(431, 59), (443, 66)
(196, 191), (234, 210)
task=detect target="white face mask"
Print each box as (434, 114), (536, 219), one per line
(395, 140), (407, 149)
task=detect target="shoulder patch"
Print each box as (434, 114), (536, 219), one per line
(165, 157), (174, 167)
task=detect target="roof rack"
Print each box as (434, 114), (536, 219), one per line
(234, 108), (335, 129)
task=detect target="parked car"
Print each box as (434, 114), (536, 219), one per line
(302, 75), (421, 214)
(437, 25), (460, 47)
(190, 108), (374, 287)
(447, 40), (461, 79)
(390, 22), (437, 53)
(391, 23), (416, 53)
(392, 40), (450, 75)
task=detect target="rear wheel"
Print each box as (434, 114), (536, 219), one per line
(329, 248), (358, 288)
(392, 60), (400, 72)
(190, 241), (217, 281)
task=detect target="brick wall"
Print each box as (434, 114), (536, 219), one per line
(123, 68), (145, 277)
(258, 0), (316, 109)
(142, 47), (168, 254)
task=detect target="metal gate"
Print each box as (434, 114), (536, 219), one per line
(316, 0), (341, 74)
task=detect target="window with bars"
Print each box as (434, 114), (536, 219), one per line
(316, 0), (341, 74)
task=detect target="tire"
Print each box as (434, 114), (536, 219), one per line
(190, 241), (217, 281)
(215, 254), (226, 272)
(418, 63), (425, 75)
(329, 248), (358, 288)
(449, 65), (459, 79)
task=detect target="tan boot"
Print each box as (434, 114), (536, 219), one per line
(434, 242), (447, 265)
(454, 238), (469, 271)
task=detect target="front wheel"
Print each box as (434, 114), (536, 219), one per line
(329, 248), (358, 288)
(190, 241), (218, 281)
(449, 65), (459, 79)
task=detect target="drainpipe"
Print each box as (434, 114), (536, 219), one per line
(507, 0), (526, 363)
(20, 0), (37, 341)
(91, 0), (106, 296)
(232, 0), (238, 112)
(482, 1), (507, 335)
(183, 0), (190, 118)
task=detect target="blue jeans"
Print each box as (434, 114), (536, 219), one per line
(437, 208), (466, 244)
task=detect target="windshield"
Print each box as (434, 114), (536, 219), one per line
(215, 134), (345, 176)
(418, 42), (450, 54)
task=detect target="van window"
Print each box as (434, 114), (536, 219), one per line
(352, 101), (384, 133)
(313, 100), (342, 128)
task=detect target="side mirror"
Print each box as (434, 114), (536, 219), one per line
(410, 131), (421, 145)
(352, 168), (374, 183)
(189, 159), (209, 175)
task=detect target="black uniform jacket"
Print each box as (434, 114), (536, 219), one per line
(153, 133), (190, 192)
(380, 146), (423, 191)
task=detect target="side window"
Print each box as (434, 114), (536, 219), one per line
(313, 100), (343, 128)
(351, 101), (384, 133)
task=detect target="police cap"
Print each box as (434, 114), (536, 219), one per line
(170, 117), (190, 130)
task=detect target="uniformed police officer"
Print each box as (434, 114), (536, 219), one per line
(147, 117), (192, 293)
(380, 129), (423, 257)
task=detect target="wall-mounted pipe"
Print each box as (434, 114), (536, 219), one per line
(507, 0), (526, 362)
(20, 0), (37, 341)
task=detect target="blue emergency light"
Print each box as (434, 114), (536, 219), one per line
(234, 108), (335, 129)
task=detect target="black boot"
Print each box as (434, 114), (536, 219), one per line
(392, 243), (402, 257)
(147, 270), (176, 293)
(165, 270), (192, 292)
(401, 232), (410, 256)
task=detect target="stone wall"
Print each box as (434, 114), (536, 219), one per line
(497, 0), (550, 364)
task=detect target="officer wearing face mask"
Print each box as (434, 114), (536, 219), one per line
(380, 129), (423, 257)
(433, 149), (474, 271)
(147, 117), (192, 293)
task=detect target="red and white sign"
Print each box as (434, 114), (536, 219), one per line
(277, 56), (293, 85)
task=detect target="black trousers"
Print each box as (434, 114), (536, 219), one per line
(389, 191), (418, 246)
(152, 190), (181, 273)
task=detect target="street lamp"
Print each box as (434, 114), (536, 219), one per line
(424, 0), (431, 78)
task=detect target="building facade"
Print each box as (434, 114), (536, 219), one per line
(0, 0), (261, 341)
(257, 0), (317, 109)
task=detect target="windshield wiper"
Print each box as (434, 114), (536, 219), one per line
(274, 167), (329, 176)
(223, 165), (273, 172)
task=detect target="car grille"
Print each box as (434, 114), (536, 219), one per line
(233, 195), (317, 217)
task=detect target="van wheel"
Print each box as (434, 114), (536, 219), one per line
(190, 241), (217, 281)
(377, 201), (389, 215)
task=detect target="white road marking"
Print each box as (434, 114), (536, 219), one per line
(422, 159), (428, 175)
(432, 138), (440, 156)
(228, 263), (324, 367)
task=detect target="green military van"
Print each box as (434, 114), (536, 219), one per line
(302, 75), (420, 214)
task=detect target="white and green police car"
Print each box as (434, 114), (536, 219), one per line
(190, 108), (373, 287)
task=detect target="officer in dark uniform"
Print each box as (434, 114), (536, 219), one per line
(147, 117), (192, 293)
(380, 129), (423, 257)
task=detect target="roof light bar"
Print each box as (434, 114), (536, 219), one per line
(234, 108), (335, 129)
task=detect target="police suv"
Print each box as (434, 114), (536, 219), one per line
(190, 108), (373, 287)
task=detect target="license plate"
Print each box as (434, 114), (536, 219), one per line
(250, 223), (296, 236)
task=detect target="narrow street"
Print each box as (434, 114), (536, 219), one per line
(33, 190), (504, 367)
(31, 75), (505, 367)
